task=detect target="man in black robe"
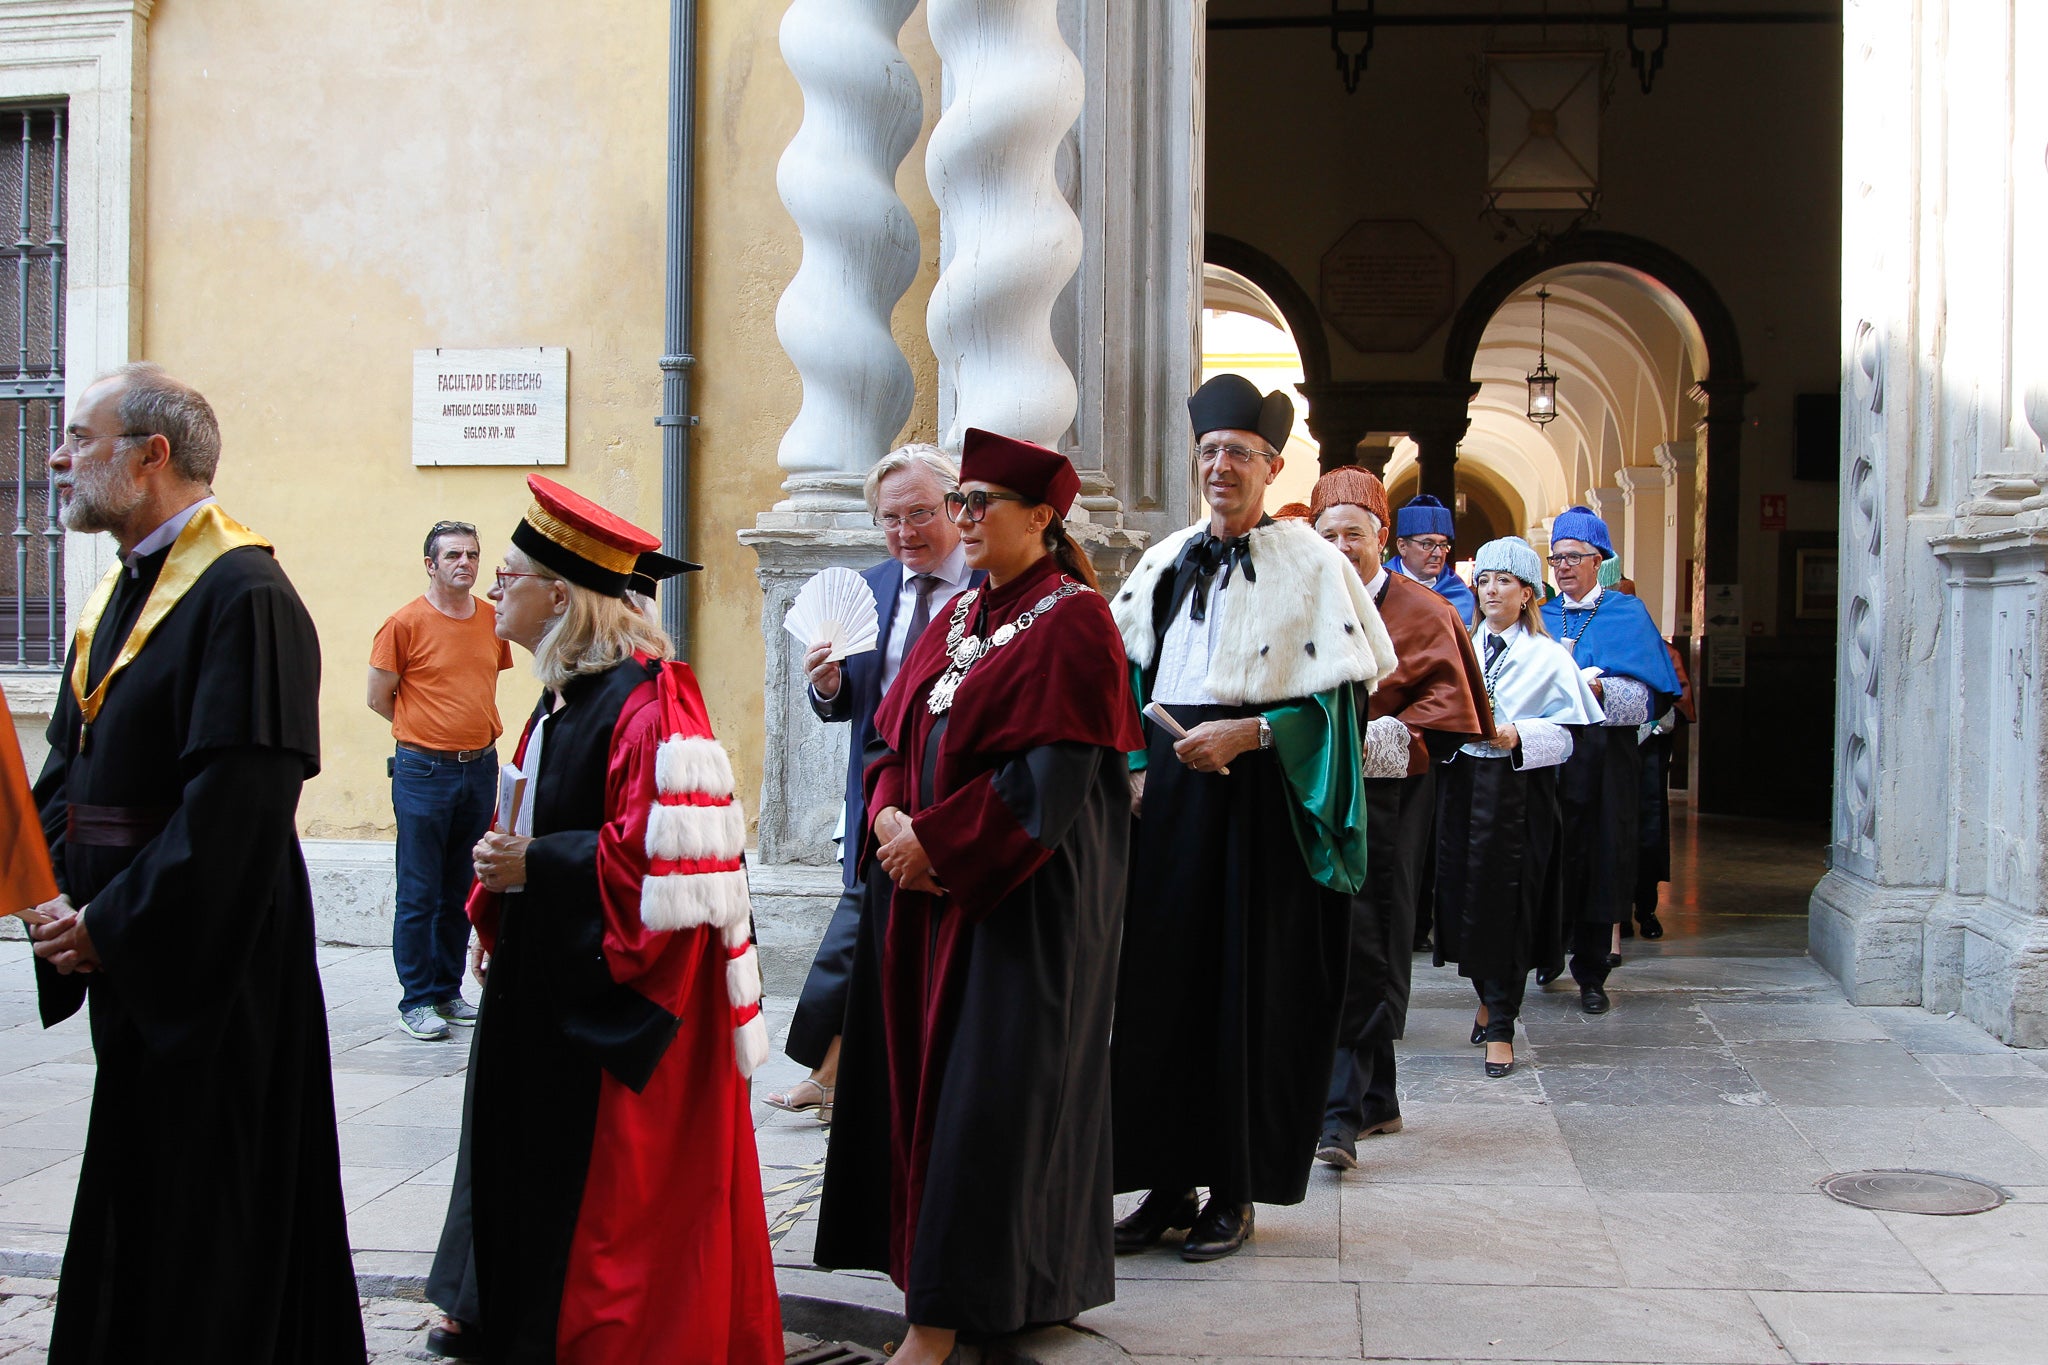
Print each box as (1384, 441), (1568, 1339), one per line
(1109, 377), (1394, 1262)
(26, 363), (364, 1364)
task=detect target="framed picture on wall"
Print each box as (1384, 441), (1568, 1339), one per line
(1794, 548), (1838, 620)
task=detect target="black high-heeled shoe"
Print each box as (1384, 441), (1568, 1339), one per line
(1484, 1044), (1515, 1079)
(1471, 1019), (1487, 1046)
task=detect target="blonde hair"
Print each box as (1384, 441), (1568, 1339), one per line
(1474, 569), (1549, 639)
(863, 443), (959, 514)
(531, 567), (674, 692)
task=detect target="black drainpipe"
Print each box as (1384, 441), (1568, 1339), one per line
(657, 0), (698, 656)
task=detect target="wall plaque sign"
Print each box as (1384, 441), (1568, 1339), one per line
(1319, 220), (1455, 353)
(413, 347), (568, 466)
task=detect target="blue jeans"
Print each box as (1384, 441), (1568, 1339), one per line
(392, 748), (498, 1012)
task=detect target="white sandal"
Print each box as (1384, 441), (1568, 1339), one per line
(764, 1077), (833, 1115)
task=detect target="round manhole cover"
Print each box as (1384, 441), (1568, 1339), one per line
(1820, 1169), (2007, 1215)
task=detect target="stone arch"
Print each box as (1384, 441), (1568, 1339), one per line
(1441, 231), (1744, 390)
(1204, 232), (1331, 387)
(1443, 231), (1753, 812)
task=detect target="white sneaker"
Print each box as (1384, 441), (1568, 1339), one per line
(400, 1005), (452, 1041)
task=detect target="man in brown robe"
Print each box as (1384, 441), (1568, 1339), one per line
(1308, 467), (1492, 1167)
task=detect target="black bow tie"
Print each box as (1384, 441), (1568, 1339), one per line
(1173, 532), (1257, 623)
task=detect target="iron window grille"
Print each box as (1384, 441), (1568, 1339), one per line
(0, 103), (66, 669)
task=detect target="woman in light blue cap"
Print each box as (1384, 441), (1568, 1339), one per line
(1433, 537), (1603, 1077)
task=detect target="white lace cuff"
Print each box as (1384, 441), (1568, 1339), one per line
(1364, 714), (1413, 779)
(1512, 718), (1574, 770)
(1599, 676), (1651, 727)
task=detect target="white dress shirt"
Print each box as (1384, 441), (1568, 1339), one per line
(1152, 578), (1229, 707)
(880, 543), (973, 697)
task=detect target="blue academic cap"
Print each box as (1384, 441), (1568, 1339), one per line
(1396, 494), (1454, 539)
(1549, 505), (1616, 560)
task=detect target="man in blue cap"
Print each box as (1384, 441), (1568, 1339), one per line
(1539, 505), (1682, 1015)
(1390, 494), (1477, 627)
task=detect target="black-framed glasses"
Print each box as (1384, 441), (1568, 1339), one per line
(1194, 440), (1275, 466)
(875, 506), (940, 532)
(943, 489), (1028, 523)
(1546, 551), (1600, 568)
(1400, 536), (1453, 553)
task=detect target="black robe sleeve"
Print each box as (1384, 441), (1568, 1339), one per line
(913, 742), (1108, 922)
(182, 572), (322, 772)
(522, 829), (617, 1007)
(52, 747), (307, 1052)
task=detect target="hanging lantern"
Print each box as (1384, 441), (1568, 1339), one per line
(1526, 286), (1559, 426)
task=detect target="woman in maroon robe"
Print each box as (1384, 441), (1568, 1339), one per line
(816, 430), (1144, 1365)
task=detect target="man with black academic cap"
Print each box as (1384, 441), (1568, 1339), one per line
(1109, 374), (1395, 1262)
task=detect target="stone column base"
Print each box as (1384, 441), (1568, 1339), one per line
(749, 858), (845, 951)
(1812, 869), (2048, 1047)
(1809, 868), (1933, 1007)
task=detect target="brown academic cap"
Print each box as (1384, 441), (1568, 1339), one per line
(1188, 373), (1294, 454)
(1309, 465), (1391, 530)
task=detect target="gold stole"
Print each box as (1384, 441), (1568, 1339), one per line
(69, 503), (273, 726)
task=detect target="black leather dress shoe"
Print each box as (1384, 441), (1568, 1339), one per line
(1640, 913), (1665, 940)
(1535, 965), (1562, 986)
(1581, 986), (1611, 1015)
(426, 1323), (486, 1360)
(1114, 1188), (1199, 1254)
(1606, 951), (1624, 969)
(1181, 1198), (1254, 1262)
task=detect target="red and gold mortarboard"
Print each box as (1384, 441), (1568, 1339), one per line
(513, 474), (663, 598)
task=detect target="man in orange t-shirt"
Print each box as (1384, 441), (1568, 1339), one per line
(369, 520), (512, 1041)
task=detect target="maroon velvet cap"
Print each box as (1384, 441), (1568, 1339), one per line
(960, 428), (1082, 518)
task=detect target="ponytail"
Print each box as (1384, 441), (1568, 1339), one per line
(1045, 517), (1100, 591)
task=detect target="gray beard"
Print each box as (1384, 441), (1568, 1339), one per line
(59, 466), (147, 534)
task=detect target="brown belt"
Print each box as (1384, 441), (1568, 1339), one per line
(67, 803), (175, 849)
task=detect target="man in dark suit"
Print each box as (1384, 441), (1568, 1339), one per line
(766, 444), (979, 1120)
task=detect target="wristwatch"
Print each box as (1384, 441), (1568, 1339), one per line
(1257, 716), (1274, 751)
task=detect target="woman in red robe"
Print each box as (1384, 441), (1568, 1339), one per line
(461, 474), (781, 1365)
(815, 431), (1144, 1365)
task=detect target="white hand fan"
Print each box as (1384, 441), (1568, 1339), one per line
(783, 566), (881, 662)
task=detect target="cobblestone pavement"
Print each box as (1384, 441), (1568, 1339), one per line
(3, 820), (2048, 1361)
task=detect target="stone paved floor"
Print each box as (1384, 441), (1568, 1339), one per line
(3, 816), (2047, 1362)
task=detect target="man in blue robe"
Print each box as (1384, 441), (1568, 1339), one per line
(1390, 494), (1477, 627)
(1539, 505), (1681, 1014)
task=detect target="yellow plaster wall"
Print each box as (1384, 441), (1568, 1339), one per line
(135, 0), (914, 839)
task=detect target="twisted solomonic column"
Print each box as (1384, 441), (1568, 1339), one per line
(926, 0), (1085, 450)
(773, 0), (923, 511)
